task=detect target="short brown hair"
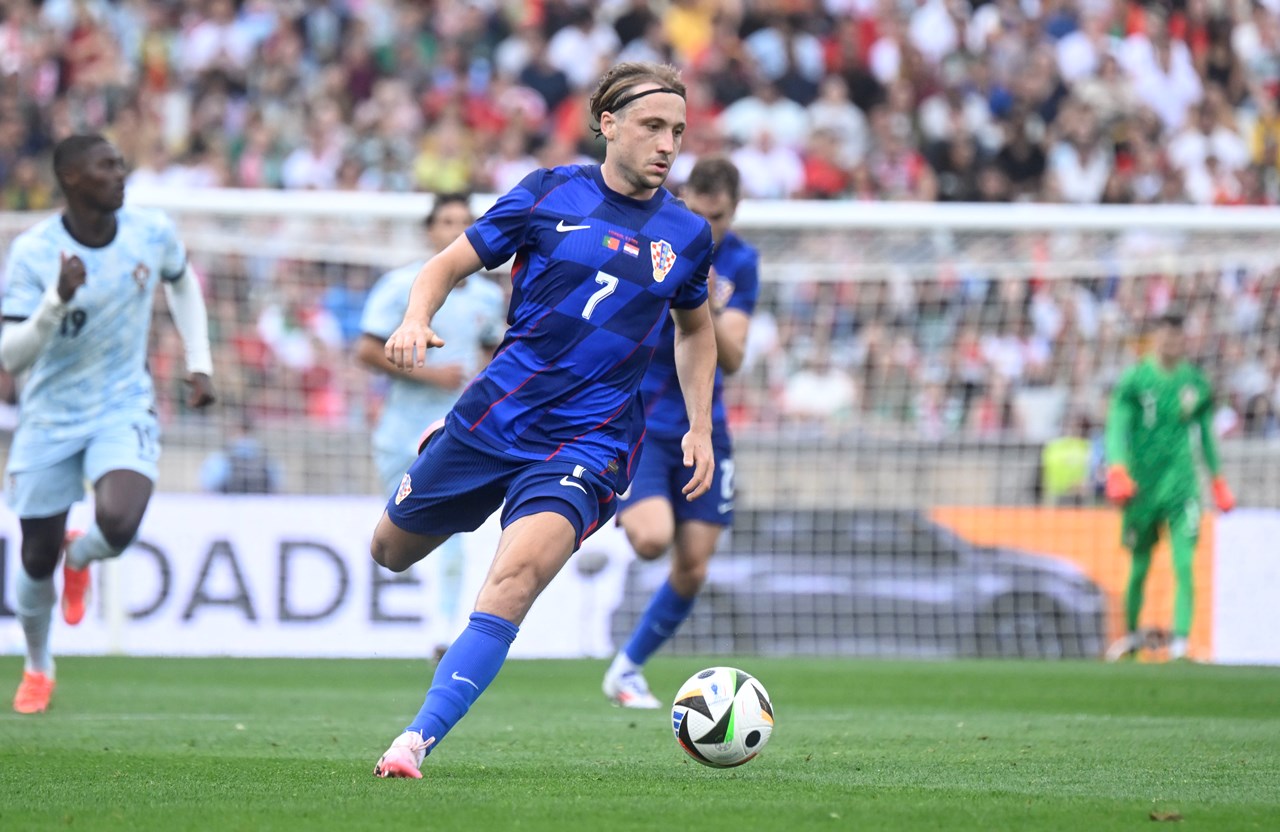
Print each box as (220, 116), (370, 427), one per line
(684, 156), (741, 203)
(425, 192), (471, 227)
(589, 62), (686, 137)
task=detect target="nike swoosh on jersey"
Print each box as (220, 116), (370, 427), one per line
(560, 476), (588, 494)
(556, 220), (590, 232)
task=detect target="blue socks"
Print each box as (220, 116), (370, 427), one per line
(623, 579), (696, 666)
(407, 611), (519, 750)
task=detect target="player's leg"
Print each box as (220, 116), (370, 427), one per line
(377, 513), (576, 778)
(376, 462), (609, 778)
(65, 414), (164, 625)
(605, 494), (678, 707)
(620, 497), (677, 560)
(1106, 513), (1158, 662)
(370, 510), (452, 572)
(7, 448), (85, 713)
(606, 519), (726, 708)
(1166, 498), (1202, 660)
(12, 514), (68, 713)
(370, 425), (497, 573)
(607, 438), (692, 704)
(431, 535), (467, 659)
(60, 469), (154, 626)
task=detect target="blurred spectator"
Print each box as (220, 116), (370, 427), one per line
(720, 80), (809, 151)
(783, 345), (856, 422)
(199, 413), (283, 494)
(257, 272), (346, 423)
(1122, 5), (1203, 133)
(1046, 102), (1112, 203)
(2, 156), (53, 210)
(3, 0), (1280, 445)
(807, 75), (869, 168)
(732, 127), (805, 199)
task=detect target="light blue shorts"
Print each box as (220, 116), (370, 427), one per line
(5, 411), (160, 519)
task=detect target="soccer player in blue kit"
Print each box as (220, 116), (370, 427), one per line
(602, 157), (759, 708)
(1, 135), (216, 713)
(369, 62), (718, 778)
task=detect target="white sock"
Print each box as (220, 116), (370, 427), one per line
(16, 569), (56, 675)
(1170, 636), (1189, 659)
(609, 650), (640, 677)
(67, 524), (123, 570)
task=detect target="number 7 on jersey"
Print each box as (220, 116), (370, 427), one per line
(582, 271), (618, 320)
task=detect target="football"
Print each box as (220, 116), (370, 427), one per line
(671, 666), (774, 768)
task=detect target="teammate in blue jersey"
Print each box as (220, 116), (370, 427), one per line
(369, 62), (719, 778)
(1, 135), (216, 714)
(602, 157), (759, 707)
(356, 192), (505, 656)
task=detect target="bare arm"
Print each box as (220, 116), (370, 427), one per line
(355, 334), (465, 389)
(713, 308), (751, 375)
(671, 301), (718, 500)
(385, 234), (485, 370)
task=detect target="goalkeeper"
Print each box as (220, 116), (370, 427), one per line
(1103, 312), (1234, 662)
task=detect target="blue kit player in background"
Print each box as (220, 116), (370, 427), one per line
(368, 61), (719, 778)
(1, 135), (216, 714)
(602, 157), (759, 708)
(356, 192), (505, 657)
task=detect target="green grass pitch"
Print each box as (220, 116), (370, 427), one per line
(1, 656), (1278, 831)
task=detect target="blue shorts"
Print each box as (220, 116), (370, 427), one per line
(618, 434), (734, 527)
(386, 426), (617, 550)
(5, 410), (160, 519)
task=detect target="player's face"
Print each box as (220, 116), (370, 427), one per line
(602, 87), (686, 197)
(683, 189), (736, 244)
(69, 143), (127, 212)
(427, 201), (473, 252)
(1158, 325), (1186, 363)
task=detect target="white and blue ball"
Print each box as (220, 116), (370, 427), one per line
(671, 666), (774, 768)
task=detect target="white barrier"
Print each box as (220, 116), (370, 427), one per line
(5, 496), (1278, 664)
(0, 495), (635, 660)
(1212, 510), (1280, 666)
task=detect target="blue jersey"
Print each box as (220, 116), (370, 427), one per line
(453, 164), (713, 493)
(2, 208), (185, 450)
(360, 263), (505, 461)
(640, 230), (760, 439)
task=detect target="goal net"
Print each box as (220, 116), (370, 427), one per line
(2, 193), (1278, 661)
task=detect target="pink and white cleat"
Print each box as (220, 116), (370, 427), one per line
(373, 731), (435, 779)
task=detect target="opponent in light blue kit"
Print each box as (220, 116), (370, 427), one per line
(603, 157), (760, 708)
(357, 194), (505, 495)
(369, 62), (719, 778)
(1, 135), (215, 714)
(356, 193), (505, 656)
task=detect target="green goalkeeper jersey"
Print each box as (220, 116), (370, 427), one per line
(1105, 357), (1220, 506)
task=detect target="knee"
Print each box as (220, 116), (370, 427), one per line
(20, 544), (59, 581)
(670, 560), (708, 596)
(97, 512), (142, 551)
(370, 535), (411, 573)
(626, 527), (671, 561)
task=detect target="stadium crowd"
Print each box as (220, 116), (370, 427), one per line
(3, 0), (1280, 453)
